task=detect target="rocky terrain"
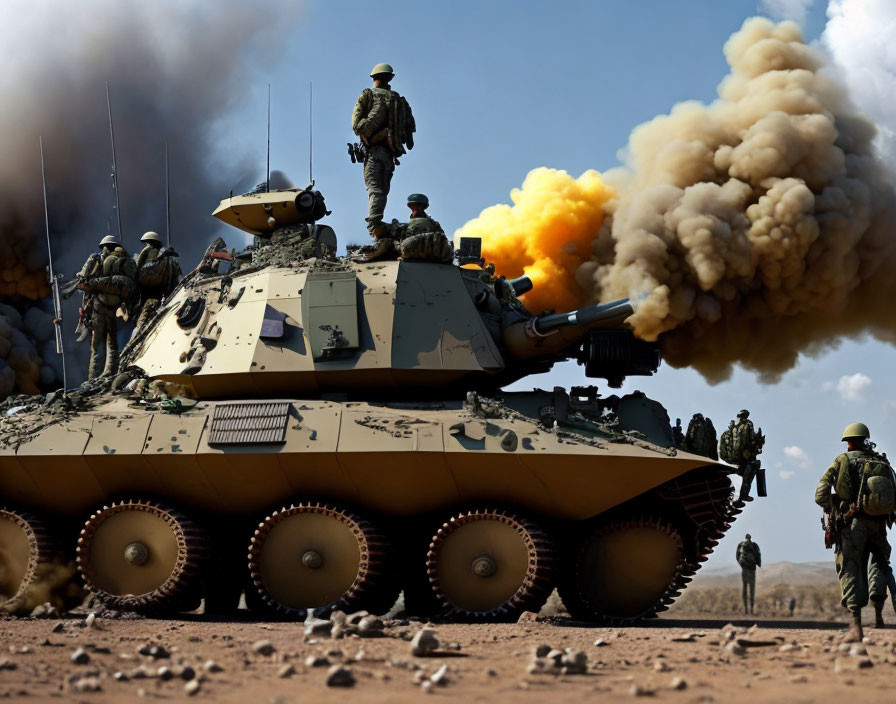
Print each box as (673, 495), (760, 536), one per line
(1, 605), (895, 703)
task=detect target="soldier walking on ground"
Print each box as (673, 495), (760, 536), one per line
(72, 235), (136, 380)
(736, 533), (761, 614)
(134, 231), (181, 332)
(815, 423), (896, 642)
(351, 63), (415, 249)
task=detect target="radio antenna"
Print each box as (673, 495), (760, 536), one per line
(105, 82), (123, 242)
(165, 143), (171, 248)
(309, 82), (314, 185)
(266, 83), (271, 192)
(39, 137), (68, 393)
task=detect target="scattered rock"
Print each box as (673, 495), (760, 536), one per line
(138, 644), (170, 660)
(185, 679), (201, 696)
(629, 683), (654, 696)
(533, 644), (552, 658)
(158, 666), (174, 681)
(305, 618), (333, 637)
(30, 602), (59, 619)
(51, 622), (65, 633)
(593, 639), (610, 647)
(71, 676), (102, 693)
(357, 615), (384, 637)
(670, 677), (687, 690)
(71, 647), (90, 665)
(430, 664), (449, 686)
(725, 641), (746, 657)
(560, 650), (587, 675)
(203, 659), (223, 673)
(517, 611), (539, 623)
(411, 629), (439, 657)
(252, 639), (276, 656)
(326, 665), (355, 687)
(0, 658), (17, 671)
(346, 611), (369, 626)
(180, 665), (196, 681)
(653, 660), (670, 672)
(671, 634), (696, 643)
(790, 675), (808, 684)
(113, 671), (128, 682)
(278, 664), (296, 679)
(305, 655), (330, 668)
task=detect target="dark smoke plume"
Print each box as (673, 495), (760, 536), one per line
(460, 18), (896, 382)
(0, 0), (304, 396)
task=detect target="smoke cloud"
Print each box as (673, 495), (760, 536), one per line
(459, 17), (896, 382)
(0, 0), (304, 398)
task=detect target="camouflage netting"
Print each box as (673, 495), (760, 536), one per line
(0, 303), (61, 400)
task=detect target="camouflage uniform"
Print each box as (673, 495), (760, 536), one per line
(399, 214), (453, 263)
(352, 72), (414, 234)
(135, 243), (162, 331)
(815, 449), (892, 614)
(78, 247), (134, 379)
(684, 413), (718, 460)
(736, 536), (761, 614)
(733, 413), (760, 501)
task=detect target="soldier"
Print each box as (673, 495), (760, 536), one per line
(134, 231), (180, 331)
(75, 235), (136, 379)
(672, 418), (685, 449)
(685, 413), (718, 460)
(396, 194), (453, 263)
(732, 409), (764, 502)
(351, 62), (416, 247)
(736, 533), (761, 614)
(815, 422), (895, 642)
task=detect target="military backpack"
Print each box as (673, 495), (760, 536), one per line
(835, 451), (896, 516)
(719, 424), (735, 464)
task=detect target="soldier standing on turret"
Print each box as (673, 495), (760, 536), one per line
(75, 235), (136, 379)
(134, 231), (181, 332)
(352, 63), (415, 251)
(731, 410), (764, 502)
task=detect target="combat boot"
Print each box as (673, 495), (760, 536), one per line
(840, 609), (864, 643)
(874, 601), (885, 628)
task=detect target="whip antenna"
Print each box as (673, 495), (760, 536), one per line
(106, 82), (123, 243)
(39, 137), (67, 393)
(165, 143), (171, 248)
(266, 83), (271, 192)
(309, 82), (313, 185)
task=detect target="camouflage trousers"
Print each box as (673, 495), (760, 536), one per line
(363, 144), (394, 232)
(742, 568), (756, 608)
(835, 515), (891, 610)
(868, 550), (890, 604)
(88, 304), (119, 380)
(135, 298), (160, 332)
(739, 460), (759, 500)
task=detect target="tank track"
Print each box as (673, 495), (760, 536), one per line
(0, 507), (57, 612)
(76, 499), (207, 614)
(426, 508), (556, 622)
(247, 501), (397, 619)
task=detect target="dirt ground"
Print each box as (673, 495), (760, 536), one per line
(1, 608), (894, 703)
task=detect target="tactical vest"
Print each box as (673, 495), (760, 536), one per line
(836, 450), (896, 516)
(719, 425), (736, 464)
(358, 87), (416, 156)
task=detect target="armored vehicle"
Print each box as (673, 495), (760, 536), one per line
(0, 186), (743, 623)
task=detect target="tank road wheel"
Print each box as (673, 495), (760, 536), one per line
(559, 517), (684, 624)
(248, 502), (397, 619)
(76, 500), (206, 614)
(426, 509), (555, 621)
(0, 508), (55, 612)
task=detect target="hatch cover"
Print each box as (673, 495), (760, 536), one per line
(208, 402), (290, 445)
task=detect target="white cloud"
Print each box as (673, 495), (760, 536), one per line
(760, 0), (815, 23)
(835, 373), (872, 401)
(783, 445), (812, 469)
(823, 0), (896, 162)
(779, 470), (797, 480)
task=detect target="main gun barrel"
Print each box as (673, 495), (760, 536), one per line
(530, 298), (633, 335)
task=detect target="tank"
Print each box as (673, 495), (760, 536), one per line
(0, 186), (745, 623)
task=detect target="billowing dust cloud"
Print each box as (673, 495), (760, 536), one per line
(457, 18), (896, 381)
(0, 0), (303, 399)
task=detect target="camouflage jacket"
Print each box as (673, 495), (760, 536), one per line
(815, 448), (890, 510)
(136, 244), (160, 270)
(352, 87), (394, 141)
(403, 215), (444, 239)
(736, 540), (761, 570)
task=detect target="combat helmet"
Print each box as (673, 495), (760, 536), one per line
(370, 62), (394, 78)
(141, 231), (162, 244)
(99, 234), (119, 248)
(745, 533), (751, 540)
(737, 409), (749, 418)
(842, 422), (870, 441)
(407, 193), (429, 208)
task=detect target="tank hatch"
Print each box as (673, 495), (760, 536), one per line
(212, 187), (329, 236)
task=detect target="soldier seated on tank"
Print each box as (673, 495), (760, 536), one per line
(396, 194), (453, 263)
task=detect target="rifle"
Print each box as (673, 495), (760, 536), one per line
(40, 137), (68, 393)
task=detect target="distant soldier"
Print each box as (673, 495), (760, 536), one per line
(352, 62), (416, 246)
(788, 596), (796, 617)
(395, 194), (453, 263)
(134, 231), (181, 331)
(736, 533), (761, 614)
(722, 409), (765, 502)
(672, 418), (685, 449)
(815, 422), (896, 642)
(685, 413), (718, 460)
(74, 235), (136, 379)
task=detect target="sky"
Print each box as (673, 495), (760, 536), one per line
(239, 0), (890, 571)
(7, 0), (895, 573)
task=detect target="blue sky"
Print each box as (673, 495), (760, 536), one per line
(222, 0), (879, 570)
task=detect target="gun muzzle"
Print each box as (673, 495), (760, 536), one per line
(508, 276), (533, 297)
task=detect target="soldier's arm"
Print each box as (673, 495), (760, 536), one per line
(814, 463), (840, 509)
(351, 90), (371, 136)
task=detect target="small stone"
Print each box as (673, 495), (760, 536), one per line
(0, 658), (17, 671)
(305, 618), (333, 637)
(430, 664), (449, 685)
(51, 622), (65, 633)
(203, 659), (223, 673)
(670, 677), (687, 690)
(252, 639), (276, 656)
(779, 644), (796, 653)
(410, 628), (439, 657)
(305, 655), (330, 668)
(533, 644), (552, 658)
(71, 647), (90, 665)
(593, 639), (609, 647)
(671, 634), (696, 643)
(517, 611), (539, 623)
(629, 684), (654, 696)
(421, 680), (434, 693)
(278, 664), (296, 679)
(790, 675), (808, 684)
(326, 665), (355, 687)
(848, 644), (868, 658)
(138, 644), (170, 660)
(85, 612), (97, 629)
(857, 658), (874, 669)
(180, 665), (196, 681)
(725, 641), (746, 657)
(113, 671), (129, 681)
(546, 649), (564, 665)
(185, 679), (201, 696)
(357, 615), (384, 637)
(157, 666), (174, 681)
(71, 676), (102, 693)
(653, 660), (669, 672)
(346, 611), (369, 626)
(560, 650), (587, 675)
